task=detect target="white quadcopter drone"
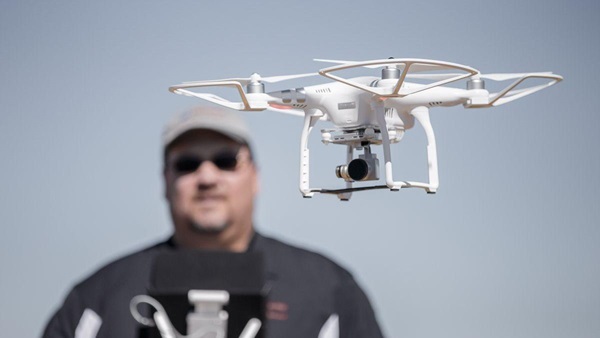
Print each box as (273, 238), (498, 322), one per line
(169, 58), (562, 200)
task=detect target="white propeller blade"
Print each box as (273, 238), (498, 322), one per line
(260, 72), (319, 83)
(402, 71), (557, 82)
(314, 58), (381, 69)
(405, 73), (465, 80)
(315, 58), (454, 73)
(182, 77), (252, 85)
(183, 72), (318, 86)
(478, 72), (554, 81)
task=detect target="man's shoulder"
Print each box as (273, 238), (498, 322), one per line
(255, 233), (354, 281)
(256, 233), (340, 261)
(43, 240), (173, 337)
(72, 239), (171, 297)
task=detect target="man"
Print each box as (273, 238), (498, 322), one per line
(43, 107), (384, 338)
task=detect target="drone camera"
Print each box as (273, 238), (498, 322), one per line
(336, 150), (379, 182)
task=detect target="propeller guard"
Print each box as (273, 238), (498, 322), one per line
(467, 72), (563, 107)
(318, 58), (479, 98)
(169, 81), (266, 111)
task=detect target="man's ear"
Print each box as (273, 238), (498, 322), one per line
(163, 167), (169, 200)
(252, 164), (260, 195)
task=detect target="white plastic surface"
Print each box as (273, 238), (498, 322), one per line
(169, 58), (563, 198)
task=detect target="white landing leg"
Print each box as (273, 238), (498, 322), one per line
(410, 106), (439, 193)
(299, 110), (322, 198)
(375, 104), (439, 193)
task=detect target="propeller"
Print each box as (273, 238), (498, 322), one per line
(315, 58), (454, 72)
(260, 72), (319, 83)
(314, 58), (382, 69)
(315, 59), (557, 82)
(182, 72), (318, 87)
(315, 58), (477, 83)
(404, 73), (464, 80)
(475, 72), (555, 81)
(402, 71), (557, 81)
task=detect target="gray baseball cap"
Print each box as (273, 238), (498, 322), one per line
(162, 106), (252, 149)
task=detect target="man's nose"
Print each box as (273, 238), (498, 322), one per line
(192, 161), (221, 186)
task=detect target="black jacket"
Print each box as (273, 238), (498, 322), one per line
(43, 232), (383, 338)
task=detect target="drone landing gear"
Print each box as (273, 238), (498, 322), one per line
(299, 110), (322, 199)
(298, 105), (439, 200)
(375, 105), (439, 194)
(299, 112), (377, 200)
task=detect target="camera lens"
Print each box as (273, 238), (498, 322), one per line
(347, 159), (369, 181)
(335, 165), (345, 179)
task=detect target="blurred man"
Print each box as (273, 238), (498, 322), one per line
(43, 107), (383, 338)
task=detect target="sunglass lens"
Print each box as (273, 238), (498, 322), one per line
(213, 154), (238, 171)
(174, 157), (202, 173)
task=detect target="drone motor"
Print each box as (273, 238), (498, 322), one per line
(467, 78), (485, 90)
(246, 73), (265, 93)
(382, 65), (401, 79)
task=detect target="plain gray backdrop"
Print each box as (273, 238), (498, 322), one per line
(1, 1), (598, 337)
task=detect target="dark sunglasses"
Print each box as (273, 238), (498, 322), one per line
(172, 151), (241, 173)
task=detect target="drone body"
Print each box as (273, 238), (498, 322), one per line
(170, 58), (562, 200)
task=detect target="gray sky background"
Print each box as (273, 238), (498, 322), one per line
(1, 1), (599, 337)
